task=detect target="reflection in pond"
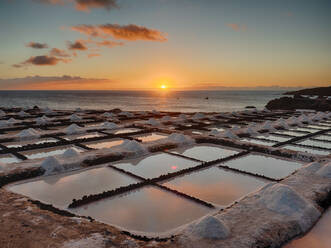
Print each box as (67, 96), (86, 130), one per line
(72, 186), (211, 233)
(282, 145), (330, 156)
(163, 167), (268, 206)
(0, 154), (21, 164)
(84, 138), (125, 149)
(171, 144), (239, 162)
(21, 145), (84, 159)
(133, 133), (168, 142)
(297, 139), (331, 149)
(222, 154), (302, 180)
(8, 167), (139, 208)
(4, 138), (58, 148)
(112, 153), (199, 179)
(283, 209), (331, 248)
(62, 132), (105, 141)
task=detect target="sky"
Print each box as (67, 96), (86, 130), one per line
(0, 0), (330, 90)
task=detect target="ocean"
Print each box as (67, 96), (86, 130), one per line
(0, 90), (284, 113)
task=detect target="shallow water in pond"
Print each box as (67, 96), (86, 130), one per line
(240, 138), (276, 146)
(84, 138), (125, 149)
(297, 139), (331, 149)
(162, 167), (268, 206)
(8, 167), (138, 208)
(306, 125), (330, 130)
(283, 208), (331, 248)
(21, 145), (84, 159)
(256, 134), (290, 142)
(222, 154), (302, 180)
(282, 145), (330, 156)
(133, 133), (168, 142)
(112, 128), (141, 135)
(62, 132), (105, 141)
(291, 127), (313, 133)
(315, 135), (331, 142)
(0, 154), (21, 164)
(72, 185), (211, 233)
(209, 127), (226, 132)
(274, 131), (305, 137)
(112, 153), (200, 179)
(3, 138), (58, 148)
(171, 144), (239, 162)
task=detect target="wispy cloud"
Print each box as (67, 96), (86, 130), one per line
(87, 53), (100, 58)
(67, 40), (88, 50)
(49, 48), (70, 57)
(0, 75), (115, 90)
(26, 42), (49, 49)
(71, 24), (168, 42)
(13, 55), (69, 68)
(34, 0), (119, 12)
(226, 23), (247, 32)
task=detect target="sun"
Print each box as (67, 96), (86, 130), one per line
(160, 85), (167, 89)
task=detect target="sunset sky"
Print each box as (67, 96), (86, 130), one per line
(0, 0), (330, 90)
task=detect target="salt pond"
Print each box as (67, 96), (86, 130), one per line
(0, 154), (21, 164)
(8, 167), (139, 208)
(62, 132), (105, 141)
(240, 138), (276, 146)
(162, 167), (268, 206)
(83, 138), (125, 149)
(221, 154), (302, 180)
(282, 145), (330, 156)
(21, 145), (85, 159)
(71, 185), (211, 233)
(112, 152), (200, 179)
(133, 133), (168, 142)
(3, 138), (58, 148)
(170, 144), (239, 162)
(297, 139), (331, 149)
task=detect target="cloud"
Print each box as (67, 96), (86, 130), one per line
(26, 42), (49, 49)
(71, 23), (168, 41)
(49, 48), (70, 57)
(74, 0), (118, 12)
(94, 40), (124, 48)
(87, 53), (100, 58)
(67, 40), (88, 50)
(34, 0), (119, 12)
(226, 23), (246, 31)
(13, 55), (69, 67)
(0, 75), (115, 90)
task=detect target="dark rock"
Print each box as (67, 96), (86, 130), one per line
(266, 97), (331, 111)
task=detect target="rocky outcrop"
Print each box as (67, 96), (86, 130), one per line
(284, 86), (331, 96)
(266, 97), (331, 111)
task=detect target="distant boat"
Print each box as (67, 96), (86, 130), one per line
(205, 97), (209, 100)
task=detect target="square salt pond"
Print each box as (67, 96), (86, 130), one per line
(112, 153), (200, 179)
(8, 167), (139, 208)
(3, 138), (58, 148)
(306, 125), (330, 130)
(71, 185), (210, 233)
(83, 138), (125, 149)
(170, 144), (239, 162)
(162, 167), (268, 207)
(221, 154), (302, 180)
(62, 132), (105, 141)
(315, 135), (331, 142)
(240, 138), (276, 146)
(133, 133), (168, 142)
(273, 130), (305, 137)
(0, 154), (21, 165)
(283, 144), (330, 156)
(256, 134), (291, 143)
(105, 128), (141, 135)
(21, 145), (85, 160)
(296, 139), (331, 150)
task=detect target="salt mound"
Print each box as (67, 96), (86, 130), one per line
(243, 126), (259, 136)
(0, 161), (5, 171)
(101, 121), (119, 129)
(168, 133), (193, 144)
(178, 114), (187, 119)
(17, 128), (40, 139)
(221, 130), (238, 139)
(189, 215), (229, 240)
(0, 109), (5, 116)
(41, 156), (63, 175)
(275, 118), (289, 129)
(62, 148), (80, 158)
(102, 112), (116, 118)
(263, 108), (271, 112)
(120, 111), (134, 117)
(298, 114), (312, 124)
(7, 118), (17, 124)
(75, 107), (82, 112)
(161, 116), (171, 122)
(209, 129), (219, 136)
(35, 115), (50, 125)
(286, 117), (301, 126)
(120, 140), (147, 154)
(44, 108), (54, 115)
(65, 124), (82, 134)
(259, 183), (320, 231)
(147, 118), (161, 126)
(18, 110), (28, 117)
(151, 109), (160, 114)
(192, 113), (205, 120)
(259, 121), (276, 132)
(316, 162), (331, 178)
(70, 114), (82, 121)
